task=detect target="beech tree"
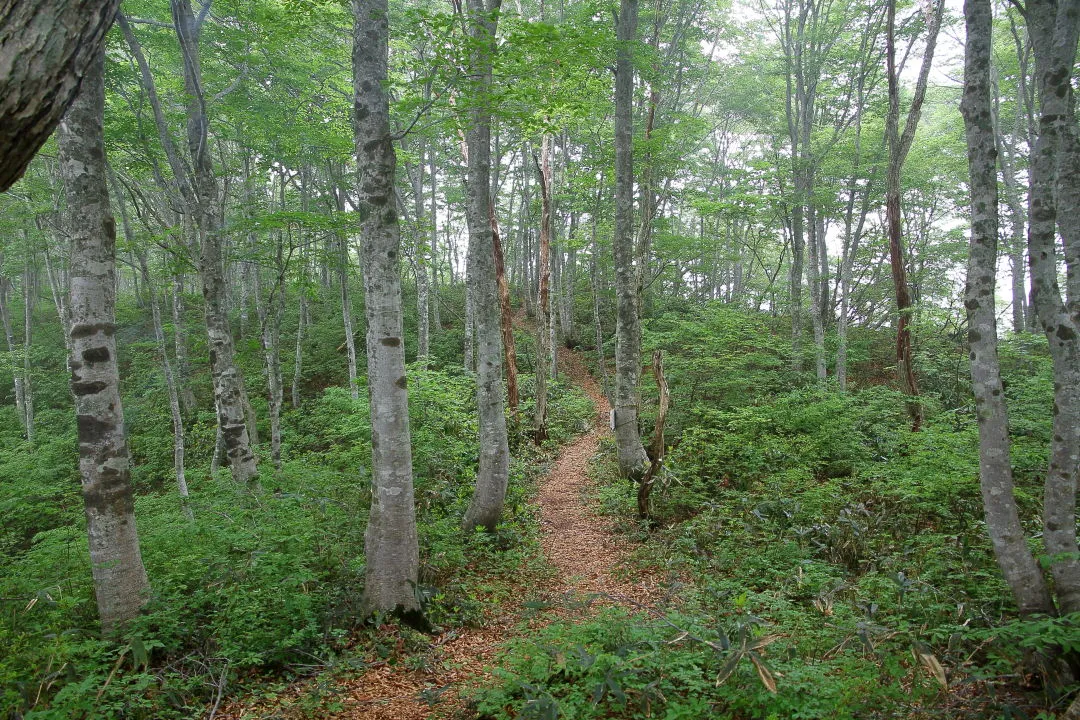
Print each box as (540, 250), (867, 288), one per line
(883, 0), (944, 430)
(0, 0), (120, 191)
(1024, 0), (1080, 616)
(353, 0), (421, 614)
(58, 46), (150, 634)
(462, 0), (512, 532)
(960, 0), (1053, 616)
(613, 0), (649, 478)
(117, 4), (260, 488)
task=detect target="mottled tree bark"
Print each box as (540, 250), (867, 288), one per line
(613, 0), (648, 478)
(462, 0), (511, 532)
(353, 0), (421, 614)
(1026, 0), (1080, 615)
(0, 0), (119, 191)
(960, 0), (1054, 615)
(58, 49), (150, 633)
(170, 0), (259, 488)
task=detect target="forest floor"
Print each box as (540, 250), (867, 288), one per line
(216, 350), (665, 720)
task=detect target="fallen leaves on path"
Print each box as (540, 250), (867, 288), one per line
(215, 348), (663, 720)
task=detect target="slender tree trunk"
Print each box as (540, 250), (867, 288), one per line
(170, 0), (258, 488)
(138, 252), (191, 518)
(353, 0), (421, 615)
(613, 0), (648, 478)
(22, 265), (36, 444)
(43, 249), (72, 343)
(960, 0), (1054, 615)
(112, 160), (191, 517)
(330, 170), (360, 399)
(884, 0), (943, 431)
(405, 147), (432, 359)
(430, 146), (442, 334)
(171, 275), (197, 415)
(549, 248), (558, 380)
(1026, 0), (1080, 615)
(806, 206), (827, 382)
(492, 207), (519, 416)
(590, 185), (610, 403)
(254, 268), (284, 471)
(58, 48), (150, 634)
(534, 137), (553, 444)
(340, 242), (359, 399)
(462, 0), (511, 532)
(464, 277), (476, 372)
(0, 274), (27, 434)
(560, 242), (577, 344)
(993, 72), (1029, 334)
(293, 275), (308, 409)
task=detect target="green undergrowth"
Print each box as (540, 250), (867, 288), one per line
(472, 305), (1075, 720)
(0, 327), (594, 720)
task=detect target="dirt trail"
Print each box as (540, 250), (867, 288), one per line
(218, 350), (660, 720)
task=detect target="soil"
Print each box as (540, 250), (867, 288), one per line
(214, 349), (662, 720)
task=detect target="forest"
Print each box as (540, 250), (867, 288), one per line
(0, 0), (1079, 717)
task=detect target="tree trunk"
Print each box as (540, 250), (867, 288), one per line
(171, 275), (197, 416)
(430, 145), (442, 334)
(993, 71), (1029, 334)
(492, 207), (520, 416)
(534, 137), (553, 444)
(960, 0), (1054, 615)
(464, 277), (476, 372)
(353, 0), (421, 615)
(462, 0), (511, 532)
(43, 249), (72, 343)
(22, 266), (36, 444)
(138, 252), (192, 518)
(560, 242), (577, 345)
(340, 242), (360, 399)
(0, 274), (27, 435)
(404, 145), (432, 360)
(638, 349), (669, 521)
(112, 158), (192, 518)
(613, 0), (648, 478)
(806, 206), (827, 382)
(885, 0), (943, 431)
(1026, 0), (1080, 615)
(0, 0), (120, 191)
(58, 48), (150, 634)
(549, 248), (558, 380)
(254, 268), (284, 472)
(590, 185), (611, 403)
(292, 274), (308, 409)
(170, 0), (259, 488)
